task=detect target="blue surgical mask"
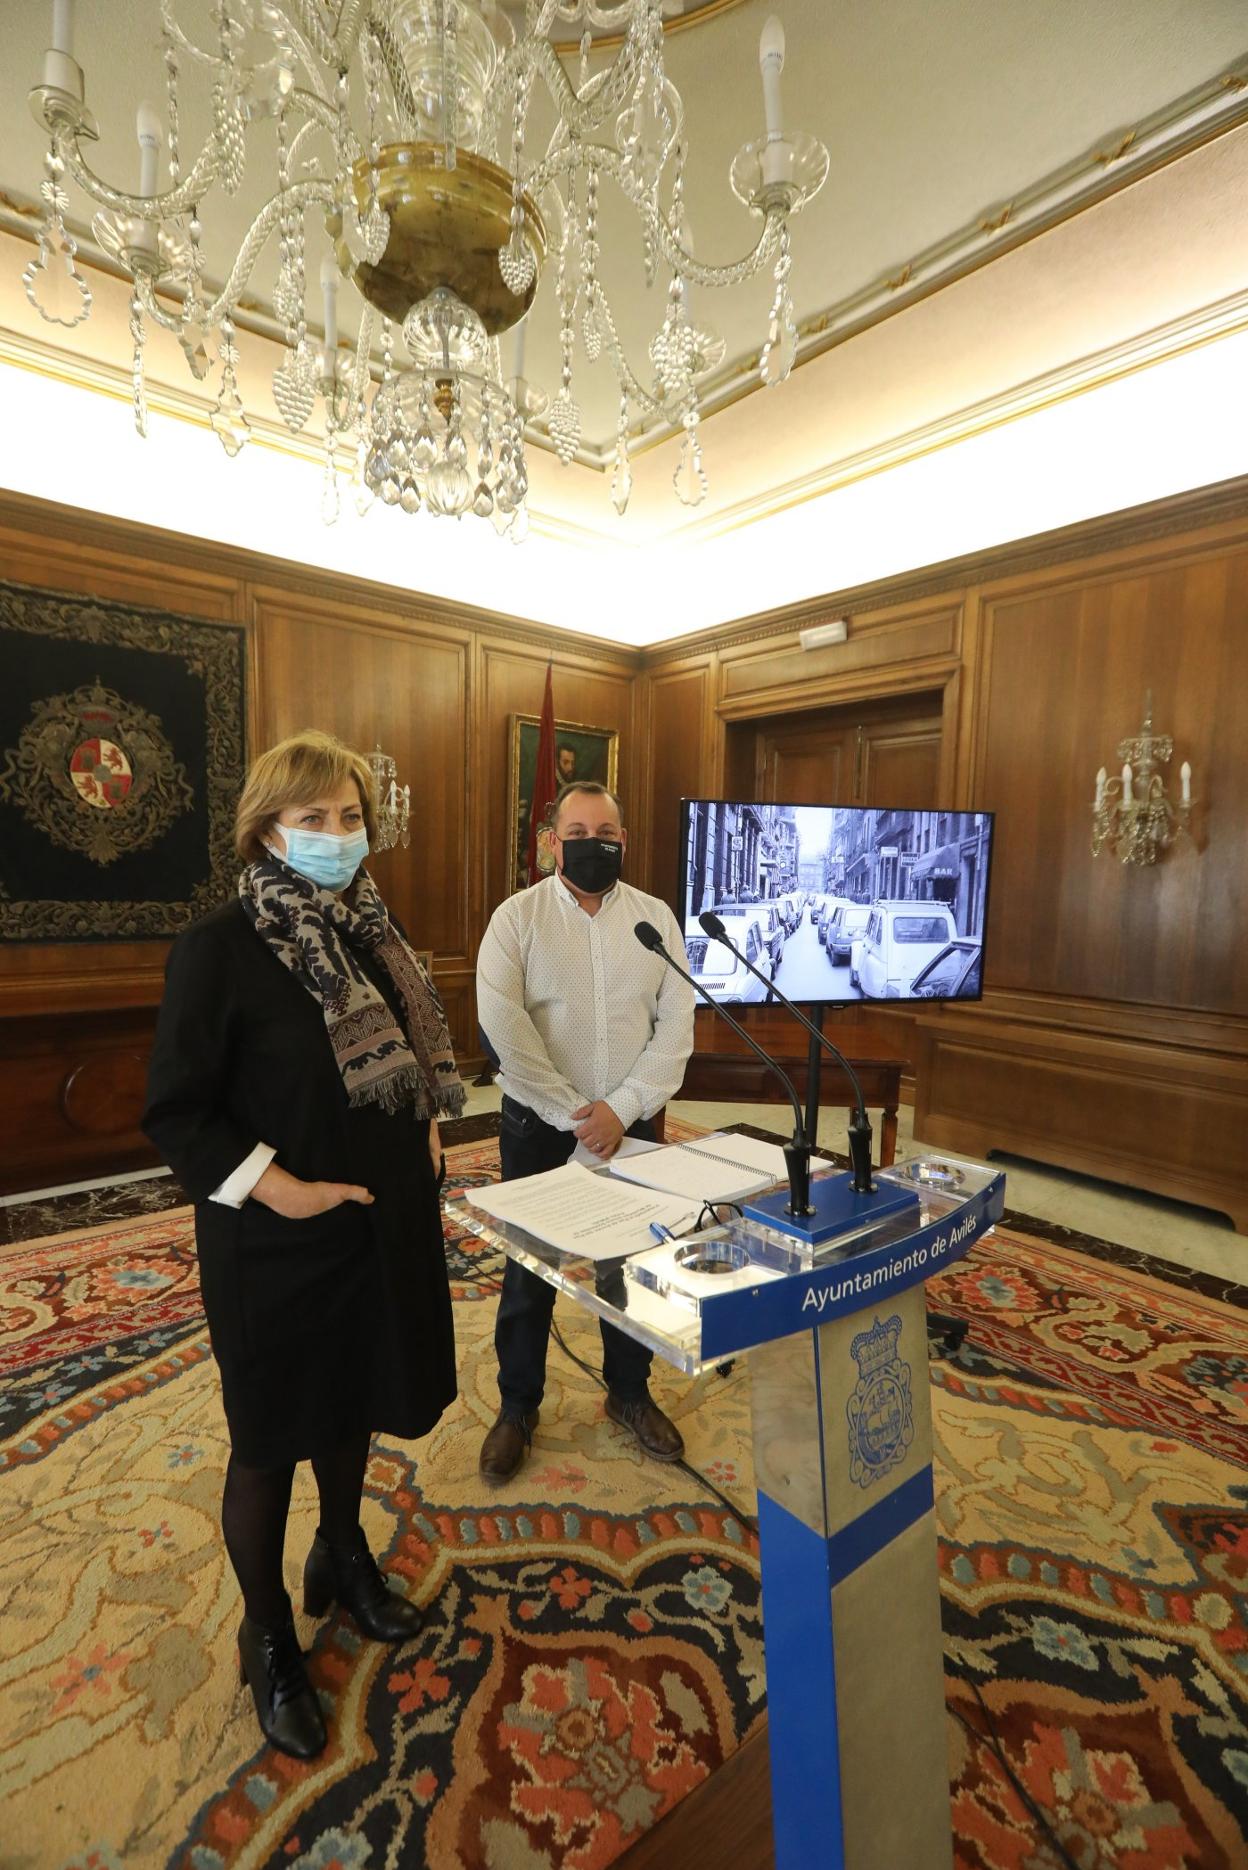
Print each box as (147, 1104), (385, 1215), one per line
(276, 825), (369, 892)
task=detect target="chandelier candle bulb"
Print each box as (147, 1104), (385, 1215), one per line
(1095, 766), (1106, 807)
(1121, 763), (1133, 802)
(759, 17), (790, 187)
(759, 17), (786, 138)
(51, 0), (75, 58)
(136, 102), (161, 197)
(1181, 761), (1191, 805)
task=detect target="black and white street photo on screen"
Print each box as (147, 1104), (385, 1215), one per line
(679, 802), (993, 1005)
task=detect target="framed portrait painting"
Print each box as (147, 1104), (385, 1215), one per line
(507, 714), (619, 894)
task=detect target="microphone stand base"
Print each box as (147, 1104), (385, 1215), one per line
(742, 1172), (919, 1245)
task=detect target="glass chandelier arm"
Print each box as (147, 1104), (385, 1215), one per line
(590, 282), (671, 419)
(158, 0), (331, 104)
(331, 0), (370, 58)
(200, 178), (336, 323)
(530, 145), (787, 291)
(287, 86), (362, 159)
(158, 0), (227, 66)
(286, 0), (349, 68)
(132, 269), (192, 335)
(59, 130), (220, 221)
(489, 28), (644, 151)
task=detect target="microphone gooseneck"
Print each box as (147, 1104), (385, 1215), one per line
(634, 920), (813, 1217)
(697, 906), (876, 1195)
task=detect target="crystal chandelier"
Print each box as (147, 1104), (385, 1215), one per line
(368, 742), (411, 848)
(26, 1), (828, 533)
(1091, 692), (1193, 866)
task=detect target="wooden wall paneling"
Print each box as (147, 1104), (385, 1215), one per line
(715, 599), (962, 716)
(975, 546), (1248, 1015)
(953, 589), (985, 810)
(641, 658), (716, 905)
(249, 588), (472, 966)
(913, 1010), (1248, 1232)
(0, 1009), (160, 1193)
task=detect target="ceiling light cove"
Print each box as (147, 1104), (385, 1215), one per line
(25, 0), (827, 536)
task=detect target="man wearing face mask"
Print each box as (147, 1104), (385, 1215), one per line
(475, 781), (696, 1481)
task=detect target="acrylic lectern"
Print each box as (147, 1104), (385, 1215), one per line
(451, 1149), (1006, 1870)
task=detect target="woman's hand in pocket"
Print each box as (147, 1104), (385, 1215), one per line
(251, 1163), (374, 1218)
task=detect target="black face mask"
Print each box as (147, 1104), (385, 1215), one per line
(559, 836), (623, 895)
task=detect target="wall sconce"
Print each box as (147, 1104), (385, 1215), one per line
(368, 745), (410, 852)
(1091, 691), (1192, 866)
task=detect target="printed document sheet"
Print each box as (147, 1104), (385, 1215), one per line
(606, 1131), (788, 1202)
(463, 1163), (697, 1260)
(570, 1134), (660, 1171)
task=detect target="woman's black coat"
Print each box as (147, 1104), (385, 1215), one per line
(143, 898), (456, 1465)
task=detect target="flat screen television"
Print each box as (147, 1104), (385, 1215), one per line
(676, 799), (994, 1007)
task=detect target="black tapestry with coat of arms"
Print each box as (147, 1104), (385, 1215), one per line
(0, 579), (247, 941)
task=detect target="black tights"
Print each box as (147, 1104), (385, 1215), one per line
(221, 1429), (372, 1626)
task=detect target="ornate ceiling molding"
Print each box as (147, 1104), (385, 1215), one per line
(610, 60), (1248, 463)
(647, 284), (1248, 545)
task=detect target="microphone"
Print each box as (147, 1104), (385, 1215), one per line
(634, 919), (813, 1217)
(699, 909), (875, 1194)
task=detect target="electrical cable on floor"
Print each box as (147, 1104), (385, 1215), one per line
(467, 1236), (1077, 1867)
(547, 1315), (761, 1535)
(462, 1251), (759, 1534)
(943, 1655), (1083, 1870)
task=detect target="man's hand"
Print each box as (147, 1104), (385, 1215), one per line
(251, 1163), (374, 1218)
(572, 1100), (626, 1158)
(429, 1118), (444, 1180)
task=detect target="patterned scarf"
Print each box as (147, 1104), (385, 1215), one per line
(238, 857), (466, 1120)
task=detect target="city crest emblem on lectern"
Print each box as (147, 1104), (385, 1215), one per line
(847, 1313), (913, 1488)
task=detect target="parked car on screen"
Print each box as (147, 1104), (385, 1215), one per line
(826, 904), (871, 964)
(746, 900), (786, 968)
(684, 911), (771, 1002)
(817, 896), (853, 946)
(908, 938), (983, 999)
(851, 901), (960, 998)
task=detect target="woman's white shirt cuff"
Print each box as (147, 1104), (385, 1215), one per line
(209, 1142), (277, 1207)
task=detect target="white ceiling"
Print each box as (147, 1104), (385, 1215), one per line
(2, 0), (1245, 453)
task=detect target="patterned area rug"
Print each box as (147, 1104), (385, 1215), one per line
(1, 1131), (1246, 1869)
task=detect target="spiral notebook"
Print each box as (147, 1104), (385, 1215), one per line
(606, 1131), (788, 1203)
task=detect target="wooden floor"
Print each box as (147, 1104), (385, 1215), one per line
(616, 1717), (775, 1869)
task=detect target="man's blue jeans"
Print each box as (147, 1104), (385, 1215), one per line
(493, 1095), (655, 1415)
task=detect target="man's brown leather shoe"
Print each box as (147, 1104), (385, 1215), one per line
(479, 1408), (539, 1482)
(605, 1393), (684, 1463)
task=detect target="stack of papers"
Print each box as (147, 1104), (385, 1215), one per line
(462, 1163), (697, 1260)
(607, 1131), (789, 1203)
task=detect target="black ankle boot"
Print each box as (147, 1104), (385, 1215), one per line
(302, 1526), (424, 1643)
(238, 1607), (327, 1760)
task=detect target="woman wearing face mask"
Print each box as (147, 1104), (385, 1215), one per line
(143, 729), (464, 1760)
